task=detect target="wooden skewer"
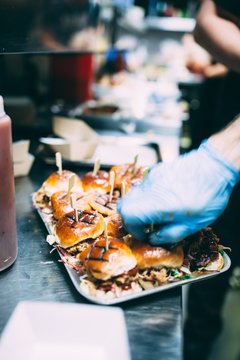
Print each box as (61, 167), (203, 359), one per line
(121, 181), (126, 197)
(104, 218), (109, 251)
(109, 171), (115, 202)
(132, 154), (139, 176)
(92, 159), (101, 177)
(70, 194), (78, 222)
(55, 152), (62, 176)
(67, 175), (75, 201)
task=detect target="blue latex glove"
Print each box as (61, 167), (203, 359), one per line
(118, 141), (240, 246)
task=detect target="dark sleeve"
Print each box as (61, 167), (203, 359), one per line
(214, 0), (240, 17)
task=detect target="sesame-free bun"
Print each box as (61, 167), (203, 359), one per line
(82, 170), (110, 193)
(88, 192), (118, 216)
(80, 237), (137, 280)
(55, 210), (104, 248)
(128, 238), (184, 269)
(51, 191), (91, 220)
(42, 170), (83, 197)
(110, 163), (145, 191)
(107, 213), (127, 238)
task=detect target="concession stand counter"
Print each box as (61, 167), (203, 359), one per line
(0, 160), (182, 360)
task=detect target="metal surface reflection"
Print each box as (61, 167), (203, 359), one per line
(0, 0), (110, 54)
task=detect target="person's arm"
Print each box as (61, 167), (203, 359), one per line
(210, 115), (240, 169)
(118, 116), (240, 245)
(193, 0), (240, 73)
(202, 63), (228, 78)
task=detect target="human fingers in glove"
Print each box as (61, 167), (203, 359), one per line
(118, 117), (240, 246)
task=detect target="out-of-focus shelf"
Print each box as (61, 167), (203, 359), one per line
(145, 16), (196, 33)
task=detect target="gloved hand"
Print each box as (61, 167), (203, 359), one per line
(118, 141), (240, 246)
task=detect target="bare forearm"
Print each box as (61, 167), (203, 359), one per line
(210, 115), (240, 170)
(194, 0), (240, 73)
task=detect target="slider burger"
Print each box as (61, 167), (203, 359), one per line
(107, 213), (127, 238)
(183, 227), (224, 272)
(42, 170), (83, 198)
(79, 236), (137, 281)
(33, 170), (83, 214)
(54, 209), (104, 249)
(51, 191), (91, 220)
(110, 163), (146, 191)
(128, 237), (184, 270)
(82, 170), (110, 193)
(88, 191), (119, 216)
(126, 236), (184, 288)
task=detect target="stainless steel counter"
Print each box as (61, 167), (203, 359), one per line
(0, 160), (182, 360)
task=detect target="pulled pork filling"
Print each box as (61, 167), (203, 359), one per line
(90, 266), (139, 291)
(183, 227), (220, 271)
(69, 239), (95, 256)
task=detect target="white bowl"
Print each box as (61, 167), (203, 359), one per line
(0, 301), (130, 360)
(12, 140), (30, 163)
(13, 153), (34, 177)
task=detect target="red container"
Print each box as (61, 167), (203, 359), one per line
(49, 54), (94, 103)
(0, 96), (17, 271)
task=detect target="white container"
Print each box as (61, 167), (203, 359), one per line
(13, 154), (35, 177)
(12, 140), (30, 163)
(0, 301), (131, 360)
(53, 116), (99, 142)
(49, 117), (99, 161)
(40, 137), (98, 161)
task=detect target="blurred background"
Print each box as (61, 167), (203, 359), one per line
(0, 1), (240, 359)
(0, 0), (200, 153)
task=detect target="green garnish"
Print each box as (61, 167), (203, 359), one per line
(169, 270), (178, 276)
(180, 275), (191, 280)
